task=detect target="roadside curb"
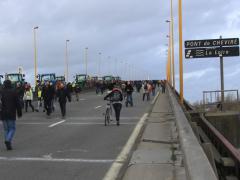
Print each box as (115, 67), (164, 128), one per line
(151, 91), (160, 105)
(103, 91), (161, 180)
(102, 113), (148, 180)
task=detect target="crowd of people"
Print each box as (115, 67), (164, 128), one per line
(103, 80), (166, 126)
(0, 79), (166, 150)
(0, 80), (73, 150)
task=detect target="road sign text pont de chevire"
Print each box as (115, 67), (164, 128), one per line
(185, 38), (239, 48)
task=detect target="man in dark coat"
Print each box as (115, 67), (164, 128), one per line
(42, 81), (55, 116)
(125, 81), (134, 107)
(56, 83), (71, 118)
(1, 80), (22, 150)
(16, 82), (24, 109)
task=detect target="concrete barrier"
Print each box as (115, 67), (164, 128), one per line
(167, 85), (218, 180)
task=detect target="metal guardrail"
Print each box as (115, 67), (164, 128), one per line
(199, 114), (240, 179)
(203, 90), (239, 111)
(169, 85), (240, 179)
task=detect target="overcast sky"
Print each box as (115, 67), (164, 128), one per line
(0, 0), (239, 102)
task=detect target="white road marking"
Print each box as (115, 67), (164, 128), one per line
(103, 113), (149, 180)
(18, 123), (52, 125)
(64, 122), (136, 125)
(66, 117), (140, 120)
(95, 105), (102, 109)
(17, 117), (141, 121)
(0, 156), (114, 163)
(48, 120), (66, 128)
(16, 122), (136, 126)
(79, 98), (86, 101)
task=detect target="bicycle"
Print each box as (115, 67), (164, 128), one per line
(104, 100), (113, 126)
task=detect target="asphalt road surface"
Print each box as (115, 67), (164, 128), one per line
(0, 91), (152, 180)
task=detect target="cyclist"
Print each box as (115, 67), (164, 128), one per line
(104, 86), (123, 126)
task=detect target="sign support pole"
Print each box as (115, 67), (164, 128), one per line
(220, 36), (224, 109)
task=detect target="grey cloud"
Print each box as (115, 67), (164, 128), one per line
(0, 0), (239, 102)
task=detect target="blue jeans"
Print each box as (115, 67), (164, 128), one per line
(126, 94), (133, 106)
(152, 89), (156, 96)
(2, 120), (16, 142)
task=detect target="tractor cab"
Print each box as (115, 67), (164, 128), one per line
(38, 73), (56, 85)
(75, 74), (89, 89)
(56, 76), (65, 83)
(5, 73), (25, 87)
(103, 75), (114, 84)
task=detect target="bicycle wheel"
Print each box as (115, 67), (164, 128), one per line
(105, 108), (110, 126)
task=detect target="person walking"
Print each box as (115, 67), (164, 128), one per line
(100, 81), (104, 95)
(95, 81), (100, 94)
(1, 80), (22, 150)
(152, 82), (156, 96)
(24, 84), (34, 112)
(125, 81), (134, 107)
(147, 82), (152, 100)
(56, 83), (71, 118)
(16, 82), (24, 109)
(42, 81), (55, 116)
(161, 80), (166, 94)
(74, 84), (81, 101)
(142, 82), (150, 101)
(104, 86), (123, 126)
(35, 86), (43, 112)
(136, 81), (142, 93)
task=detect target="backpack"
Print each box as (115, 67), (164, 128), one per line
(111, 90), (122, 102)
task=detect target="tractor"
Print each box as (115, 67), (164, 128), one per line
(56, 76), (66, 84)
(5, 73), (25, 88)
(74, 74), (90, 89)
(38, 73), (56, 85)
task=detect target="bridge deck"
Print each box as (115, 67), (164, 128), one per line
(122, 87), (218, 180)
(123, 93), (186, 180)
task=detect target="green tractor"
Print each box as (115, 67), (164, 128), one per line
(103, 75), (114, 84)
(5, 73), (25, 88)
(37, 73), (56, 85)
(75, 74), (89, 89)
(56, 76), (66, 84)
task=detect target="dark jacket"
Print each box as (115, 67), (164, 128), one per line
(125, 84), (134, 95)
(42, 85), (55, 101)
(57, 88), (71, 103)
(16, 86), (24, 98)
(1, 80), (22, 120)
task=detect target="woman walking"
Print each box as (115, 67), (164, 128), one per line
(24, 84), (34, 112)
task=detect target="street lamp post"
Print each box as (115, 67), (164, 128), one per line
(33, 26), (39, 87)
(98, 52), (101, 77)
(178, 0), (184, 104)
(114, 59), (117, 76)
(85, 47), (88, 75)
(165, 49), (170, 81)
(166, 20), (172, 86)
(170, 0), (175, 89)
(107, 56), (111, 75)
(65, 40), (70, 82)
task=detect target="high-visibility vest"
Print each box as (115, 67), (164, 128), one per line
(38, 90), (42, 98)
